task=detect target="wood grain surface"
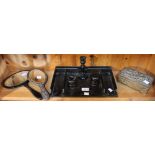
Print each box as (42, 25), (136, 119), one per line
(0, 54), (155, 101)
(0, 54), (155, 72)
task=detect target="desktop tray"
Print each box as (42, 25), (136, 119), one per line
(50, 66), (117, 97)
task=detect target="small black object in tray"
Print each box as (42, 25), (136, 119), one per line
(50, 56), (117, 97)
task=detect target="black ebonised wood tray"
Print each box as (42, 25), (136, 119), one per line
(50, 66), (117, 97)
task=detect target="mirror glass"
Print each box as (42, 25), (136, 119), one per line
(4, 71), (29, 87)
(28, 69), (47, 84)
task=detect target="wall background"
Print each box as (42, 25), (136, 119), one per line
(1, 54), (155, 72)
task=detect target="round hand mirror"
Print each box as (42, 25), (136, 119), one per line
(28, 69), (49, 100)
(2, 70), (42, 100)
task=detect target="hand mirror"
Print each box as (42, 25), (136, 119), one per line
(2, 70), (42, 100)
(28, 69), (50, 100)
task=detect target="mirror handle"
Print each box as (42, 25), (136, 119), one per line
(24, 84), (43, 100)
(38, 84), (50, 100)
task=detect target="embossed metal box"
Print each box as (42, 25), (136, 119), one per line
(118, 67), (154, 94)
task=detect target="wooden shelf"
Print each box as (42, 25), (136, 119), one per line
(0, 70), (155, 101)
